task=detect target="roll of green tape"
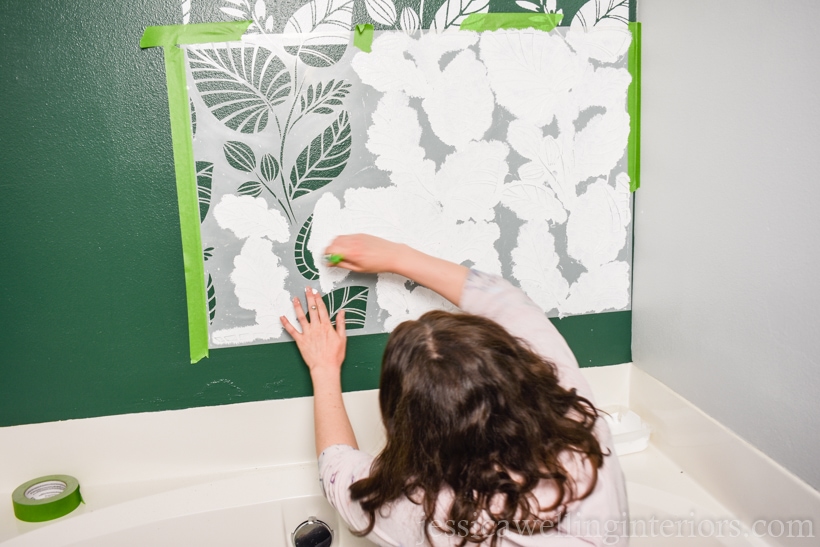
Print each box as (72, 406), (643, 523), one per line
(12, 475), (83, 522)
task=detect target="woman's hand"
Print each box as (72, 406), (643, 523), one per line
(324, 234), (405, 274)
(326, 234), (469, 307)
(280, 287), (347, 377)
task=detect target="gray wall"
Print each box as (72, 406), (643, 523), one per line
(632, 0), (820, 490)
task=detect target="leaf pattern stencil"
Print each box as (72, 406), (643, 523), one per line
(322, 286), (369, 329)
(288, 110), (352, 200)
(295, 215), (320, 280)
(224, 141), (256, 172)
(430, 0), (490, 30)
(206, 273), (217, 324)
(188, 45), (291, 133)
(183, 26), (634, 349)
(365, 0), (397, 26)
(196, 161), (213, 222)
(573, 0), (629, 29)
(399, 7), (420, 33)
(283, 0), (353, 67)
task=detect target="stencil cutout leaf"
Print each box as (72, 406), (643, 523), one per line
(188, 45), (291, 133)
(322, 286), (369, 329)
(288, 110), (352, 200)
(431, 0), (489, 30)
(206, 274), (217, 324)
(260, 154), (280, 182)
(572, 0), (629, 29)
(196, 161), (213, 222)
(224, 141), (256, 172)
(190, 98), (197, 138)
(238, 180), (263, 197)
(399, 7), (420, 33)
(203, 246), (214, 261)
(299, 80), (352, 117)
(283, 0), (353, 67)
(284, 0), (353, 33)
(365, 0), (397, 26)
(295, 214), (320, 280)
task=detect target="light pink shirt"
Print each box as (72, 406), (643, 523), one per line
(319, 271), (629, 546)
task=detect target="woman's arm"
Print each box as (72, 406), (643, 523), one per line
(280, 287), (358, 456)
(324, 234), (469, 306)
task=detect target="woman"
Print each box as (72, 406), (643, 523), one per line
(280, 235), (628, 546)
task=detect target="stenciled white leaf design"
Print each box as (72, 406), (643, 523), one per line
(565, 179), (628, 268)
(563, 260), (630, 314)
(181, 0), (191, 24)
(254, 0), (266, 20)
(511, 220), (569, 314)
(573, 107), (629, 182)
(284, 0), (353, 35)
(399, 7), (420, 33)
(515, 0), (539, 12)
(431, 0), (490, 30)
(211, 237), (294, 344)
(187, 44), (291, 133)
(572, 0), (629, 29)
(377, 273), (458, 331)
(435, 140), (508, 222)
(422, 49), (494, 150)
(365, 0), (397, 26)
(351, 33), (428, 97)
(283, 0), (354, 66)
(501, 182), (567, 225)
(479, 30), (585, 127)
(365, 91), (435, 194)
(507, 119), (574, 207)
(213, 195), (290, 243)
(309, 188), (501, 295)
(567, 25), (632, 63)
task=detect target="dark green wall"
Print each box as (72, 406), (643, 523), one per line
(0, 0), (631, 428)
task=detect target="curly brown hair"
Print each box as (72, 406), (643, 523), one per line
(348, 310), (605, 546)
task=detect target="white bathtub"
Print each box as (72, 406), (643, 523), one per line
(4, 366), (810, 546)
(2, 447), (772, 547)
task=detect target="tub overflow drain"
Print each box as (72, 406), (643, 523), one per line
(292, 516), (333, 547)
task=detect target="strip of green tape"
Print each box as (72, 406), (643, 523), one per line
(460, 12), (563, 31)
(12, 475), (83, 522)
(628, 22), (642, 192)
(141, 22), (252, 362)
(164, 44), (209, 363)
(140, 21), (252, 48)
(353, 24), (374, 52)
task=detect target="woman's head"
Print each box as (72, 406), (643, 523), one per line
(380, 311), (560, 471)
(350, 310), (605, 545)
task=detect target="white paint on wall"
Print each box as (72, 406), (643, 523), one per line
(191, 28), (635, 345)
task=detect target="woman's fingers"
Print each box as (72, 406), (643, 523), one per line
(305, 287), (320, 324)
(292, 295), (310, 330)
(335, 309), (346, 338)
(280, 315), (300, 339)
(314, 288), (331, 324)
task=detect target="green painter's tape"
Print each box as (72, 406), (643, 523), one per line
(140, 21), (252, 48)
(460, 13), (563, 31)
(163, 44), (209, 363)
(628, 22), (642, 192)
(141, 22), (255, 362)
(354, 24), (374, 52)
(13, 475), (83, 522)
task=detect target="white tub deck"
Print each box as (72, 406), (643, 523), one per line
(1, 364), (817, 546)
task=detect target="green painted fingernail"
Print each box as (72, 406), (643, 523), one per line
(325, 253), (344, 265)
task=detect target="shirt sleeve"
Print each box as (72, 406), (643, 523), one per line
(459, 270), (596, 403)
(317, 445), (402, 547)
